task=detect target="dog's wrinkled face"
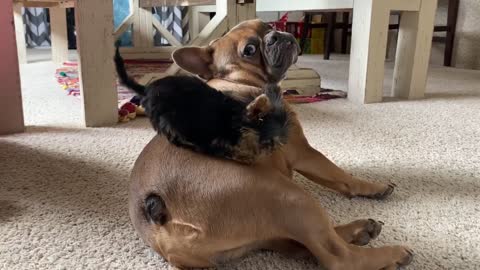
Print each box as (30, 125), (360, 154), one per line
(172, 19), (300, 86)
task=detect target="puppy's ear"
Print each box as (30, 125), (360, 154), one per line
(172, 46), (214, 80)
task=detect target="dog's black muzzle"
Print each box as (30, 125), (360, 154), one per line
(263, 30), (301, 82)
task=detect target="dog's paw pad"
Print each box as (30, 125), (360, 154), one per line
(351, 219), (383, 246)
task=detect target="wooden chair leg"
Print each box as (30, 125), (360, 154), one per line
(324, 12), (336, 60)
(444, 0), (459, 67)
(341, 12), (349, 54)
(323, 12), (337, 60)
(299, 13), (311, 55)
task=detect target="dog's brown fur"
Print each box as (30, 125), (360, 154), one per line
(129, 19), (411, 270)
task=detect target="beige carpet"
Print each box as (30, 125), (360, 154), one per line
(1, 50), (479, 269)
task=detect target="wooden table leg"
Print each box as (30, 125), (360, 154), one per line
(132, 0), (155, 50)
(392, 0), (438, 99)
(13, 2), (27, 65)
(348, 0), (390, 104)
(49, 6), (69, 65)
(75, 0), (118, 127)
(1, 0), (24, 134)
(236, 0), (256, 22)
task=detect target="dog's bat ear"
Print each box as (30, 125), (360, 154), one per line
(172, 46), (214, 80)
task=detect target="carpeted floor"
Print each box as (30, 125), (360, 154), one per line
(1, 49), (479, 269)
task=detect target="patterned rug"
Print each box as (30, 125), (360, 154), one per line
(55, 60), (171, 100)
(55, 61), (346, 122)
(55, 60), (172, 122)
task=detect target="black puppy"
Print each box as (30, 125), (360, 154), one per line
(114, 45), (290, 164)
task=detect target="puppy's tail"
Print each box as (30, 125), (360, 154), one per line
(264, 83), (284, 110)
(114, 41), (146, 96)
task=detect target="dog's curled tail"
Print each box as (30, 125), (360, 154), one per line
(114, 41), (146, 96)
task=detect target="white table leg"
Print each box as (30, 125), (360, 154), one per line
(75, 0), (118, 127)
(392, 0), (438, 99)
(13, 3), (27, 65)
(348, 0), (390, 104)
(49, 6), (69, 65)
(132, 0), (155, 49)
(236, 0), (256, 23)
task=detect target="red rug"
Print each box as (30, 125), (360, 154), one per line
(283, 89), (347, 103)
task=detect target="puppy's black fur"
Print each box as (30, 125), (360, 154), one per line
(114, 44), (289, 163)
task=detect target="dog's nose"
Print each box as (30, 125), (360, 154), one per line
(266, 31), (295, 47)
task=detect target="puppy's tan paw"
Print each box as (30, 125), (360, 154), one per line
(246, 94), (271, 120)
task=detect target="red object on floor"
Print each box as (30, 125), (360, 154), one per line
(283, 89), (347, 104)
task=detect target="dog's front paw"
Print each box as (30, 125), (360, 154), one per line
(368, 183), (396, 200)
(351, 182), (396, 200)
(350, 219), (383, 246)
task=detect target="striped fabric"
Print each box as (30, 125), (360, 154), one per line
(23, 8), (51, 47)
(152, 6), (189, 46)
(180, 7), (190, 45)
(19, 5), (189, 48)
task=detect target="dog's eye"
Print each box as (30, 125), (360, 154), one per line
(243, 44), (257, 57)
